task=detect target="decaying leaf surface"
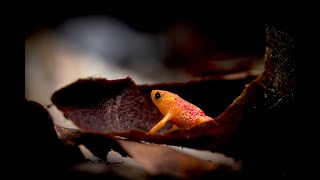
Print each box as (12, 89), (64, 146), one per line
(51, 78), (169, 133)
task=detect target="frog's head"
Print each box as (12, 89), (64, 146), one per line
(151, 90), (177, 115)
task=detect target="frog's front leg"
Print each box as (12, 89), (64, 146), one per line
(149, 112), (176, 134)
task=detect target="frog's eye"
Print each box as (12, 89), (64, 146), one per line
(155, 92), (161, 100)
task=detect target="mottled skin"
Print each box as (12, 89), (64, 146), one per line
(149, 90), (218, 134)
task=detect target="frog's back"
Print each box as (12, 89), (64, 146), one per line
(171, 95), (207, 128)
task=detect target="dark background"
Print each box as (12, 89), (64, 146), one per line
(24, 6), (303, 70)
(23, 5), (316, 179)
(25, 7), (269, 56)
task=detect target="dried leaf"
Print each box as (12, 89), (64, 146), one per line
(116, 139), (233, 178)
(25, 100), (86, 176)
(54, 124), (128, 160)
(54, 125), (238, 178)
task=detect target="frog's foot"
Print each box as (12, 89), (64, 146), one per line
(169, 124), (179, 132)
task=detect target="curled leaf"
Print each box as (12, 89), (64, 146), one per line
(51, 78), (172, 134)
(52, 76), (252, 151)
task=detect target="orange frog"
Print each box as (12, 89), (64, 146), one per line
(149, 90), (218, 134)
